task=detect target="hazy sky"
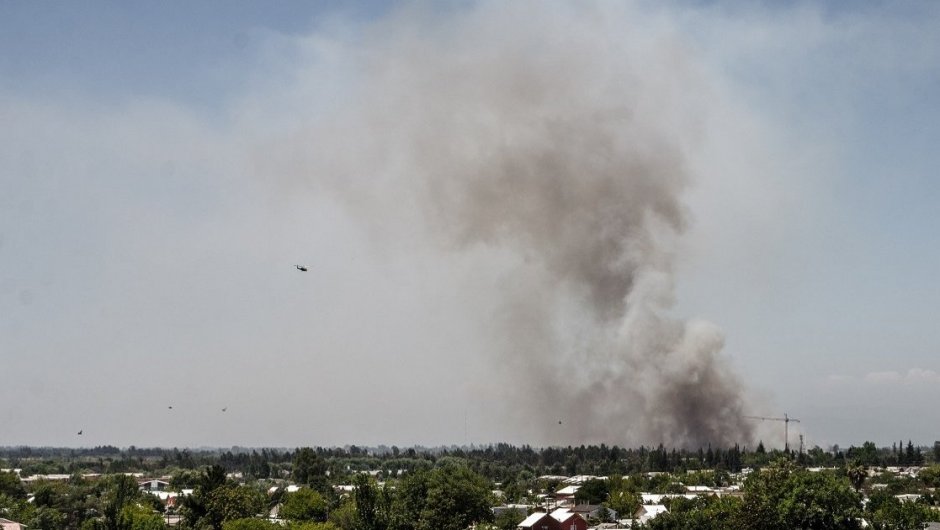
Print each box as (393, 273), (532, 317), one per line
(2, 1), (939, 450)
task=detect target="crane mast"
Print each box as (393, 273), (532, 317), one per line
(743, 413), (802, 453)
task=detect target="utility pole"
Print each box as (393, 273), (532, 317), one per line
(743, 413), (802, 453)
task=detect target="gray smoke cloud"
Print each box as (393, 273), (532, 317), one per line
(274, 2), (754, 447)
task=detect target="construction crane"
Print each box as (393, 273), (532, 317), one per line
(744, 413), (801, 453)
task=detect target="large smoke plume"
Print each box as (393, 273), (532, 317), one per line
(280, 3), (754, 447)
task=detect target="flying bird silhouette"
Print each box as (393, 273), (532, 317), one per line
(168, 406), (173, 410)
(295, 265), (308, 272)
(77, 430), (82, 435)
(222, 407), (227, 412)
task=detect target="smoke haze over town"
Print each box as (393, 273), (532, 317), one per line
(1, 1), (939, 449)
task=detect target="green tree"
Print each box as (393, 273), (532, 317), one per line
(280, 488), (329, 522)
(293, 449), (328, 491)
(918, 465), (940, 488)
(846, 464), (867, 493)
(29, 478), (97, 529)
(866, 491), (933, 530)
(738, 460), (862, 530)
(122, 504), (166, 530)
(326, 500), (357, 530)
(101, 474), (142, 530)
(605, 475), (641, 519)
(573, 479), (608, 504)
(31, 505), (67, 530)
(0, 493), (35, 525)
(289, 523), (340, 530)
(0, 471), (25, 499)
(492, 508), (525, 530)
(203, 485), (265, 529)
(417, 464), (493, 530)
(180, 465), (230, 529)
(848, 442), (880, 467)
(170, 469), (203, 490)
(387, 469), (429, 530)
(645, 495), (742, 530)
(353, 474), (382, 530)
(222, 519), (281, 530)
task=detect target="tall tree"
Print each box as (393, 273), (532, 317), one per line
(203, 485), (264, 529)
(180, 465), (231, 529)
(738, 460), (862, 530)
(101, 474), (141, 530)
(387, 469), (429, 530)
(281, 488), (329, 523)
(574, 479), (609, 504)
(417, 464), (493, 530)
(353, 474), (381, 530)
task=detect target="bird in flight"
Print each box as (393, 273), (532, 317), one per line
(295, 265), (308, 272)
(168, 406), (173, 410)
(222, 407), (227, 412)
(77, 430), (83, 435)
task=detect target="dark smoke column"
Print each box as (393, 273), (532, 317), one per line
(297, 3), (755, 448)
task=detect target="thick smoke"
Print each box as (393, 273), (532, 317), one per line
(281, 3), (753, 447)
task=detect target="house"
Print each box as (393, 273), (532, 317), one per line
(517, 509), (588, 530)
(895, 494), (921, 503)
(550, 508), (588, 530)
(564, 475), (608, 485)
(635, 505), (668, 523)
(519, 511), (554, 530)
(0, 518), (25, 530)
(570, 504), (616, 521)
(555, 485), (580, 504)
(493, 504), (533, 517)
(19, 473), (71, 483)
(142, 488), (190, 508)
(139, 479), (171, 491)
(640, 493), (694, 505)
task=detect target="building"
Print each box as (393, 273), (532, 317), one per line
(517, 509), (588, 530)
(555, 485), (580, 504)
(570, 504), (616, 521)
(550, 508), (588, 530)
(519, 511), (555, 530)
(0, 519), (25, 530)
(635, 504), (668, 523)
(138, 478), (171, 491)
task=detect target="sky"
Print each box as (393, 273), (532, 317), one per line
(1, 1), (939, 450)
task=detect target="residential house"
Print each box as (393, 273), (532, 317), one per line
(564, 475), (608, 485)
(0, 519), (24, 530)
(517, 509), (588, 530)
(570, 504), (616, 521)
(635, 505), (668, 523)
(139, 479), (171, 491)
(551, 508), (588, 530)
(640, 493), (694, 505)
(555, 485), (580, 505)
(519, 511), (554, 530)
(493, 504), (533, 517)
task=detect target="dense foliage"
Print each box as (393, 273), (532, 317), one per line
(1, 441), (938, 529)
